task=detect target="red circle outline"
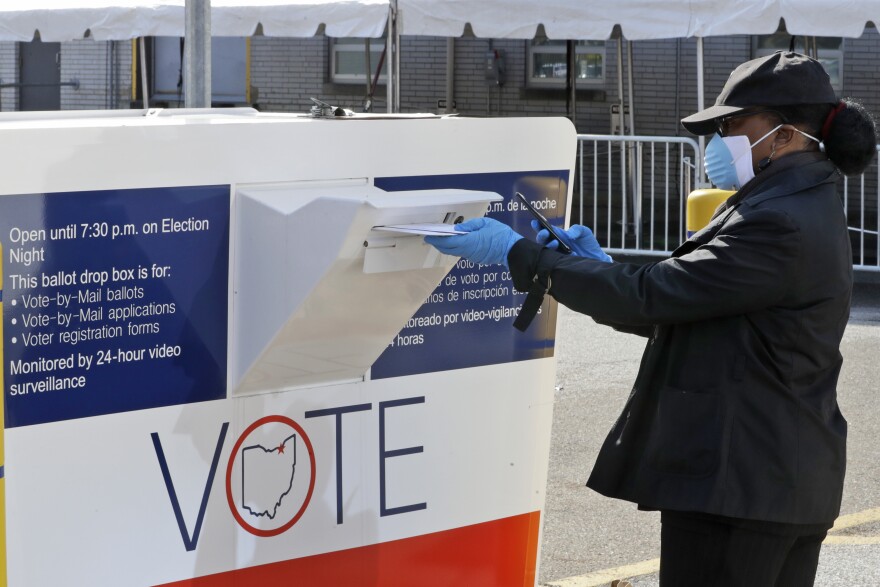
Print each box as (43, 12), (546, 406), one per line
(225, 415), (316, 537)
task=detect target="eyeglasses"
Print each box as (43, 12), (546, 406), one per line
(716, 109), (787, 137)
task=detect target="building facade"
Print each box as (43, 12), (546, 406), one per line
(1, 26), (877, 136)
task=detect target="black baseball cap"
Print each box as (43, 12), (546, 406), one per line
(681, 51), (838, 136)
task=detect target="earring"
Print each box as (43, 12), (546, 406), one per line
(758, 146), (776, 171)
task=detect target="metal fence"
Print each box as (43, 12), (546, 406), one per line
(574, 135), (880, 272)
(574, 134), (700, 256)
(843, 146), (880, 272)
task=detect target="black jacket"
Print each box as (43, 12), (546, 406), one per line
(508, 152), (852, 524)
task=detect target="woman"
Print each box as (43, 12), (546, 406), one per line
(425, 51), (876, 586)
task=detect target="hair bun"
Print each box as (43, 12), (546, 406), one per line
(824, 99), (877, 175)
(821, 101), (846, 141)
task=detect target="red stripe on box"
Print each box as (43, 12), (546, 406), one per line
(157, 511), (541, 587)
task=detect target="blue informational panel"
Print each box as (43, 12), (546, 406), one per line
(0, 186), (229, 428)
(372, 171), (568, 379)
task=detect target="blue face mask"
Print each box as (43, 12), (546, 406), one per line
(704, 125), (784, 190)
(704, 133), (743, 190)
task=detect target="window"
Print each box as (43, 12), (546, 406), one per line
(753, 33), (843, 92)
(528, 40), (605, 87)
(150, 36), (249, 104)
(331, 38), (387, 84)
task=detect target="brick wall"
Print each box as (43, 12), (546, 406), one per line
(2, 27), (878, 133)
(61, 39), (132, 110)
(0, 42), (18, 112)
(250, 36), (393, 113)
(841, 26), (880, 115)
(251, 37), (324, 111)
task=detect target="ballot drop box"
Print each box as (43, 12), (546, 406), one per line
(0, 109), (575, 586)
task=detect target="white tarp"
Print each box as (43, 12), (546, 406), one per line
(398, 0), (879, 40)
(0, 0), (390, 42)
(3, 0), (876, 43)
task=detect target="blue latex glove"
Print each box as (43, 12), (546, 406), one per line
(425, 217), (522, 267)
(531, 219), (613, 263)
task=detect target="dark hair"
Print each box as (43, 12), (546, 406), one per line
(772, 99), (877, 175)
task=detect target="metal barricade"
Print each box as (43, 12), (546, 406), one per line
(843, 145), (880, 272)
(575, 134), (700, 256)
(575, 135), (880, 272)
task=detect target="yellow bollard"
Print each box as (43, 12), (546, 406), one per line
(686, 188), (734, 237)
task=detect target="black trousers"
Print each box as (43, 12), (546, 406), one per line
(659, 510), (830, 587)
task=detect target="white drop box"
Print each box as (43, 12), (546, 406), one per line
(233, 181), (501, 394)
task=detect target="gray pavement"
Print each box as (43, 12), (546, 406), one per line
(539, 282), (880, 586)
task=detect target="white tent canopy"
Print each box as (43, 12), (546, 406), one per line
(1, 0), (875, 116)
(2, 1), (876, 44)
(398, 0), (879, 40)
(0, 0), (390, 42)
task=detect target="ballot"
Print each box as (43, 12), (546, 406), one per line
(372, 223), (465, 236)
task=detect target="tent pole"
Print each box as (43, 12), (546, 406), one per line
(616, 38), (625, 135)
(567, 40), (577, 127)
(386, 11), (391, 113)
(364, 38), (372, 109)
(626, 41), (635, 135)
(616, 37), (627, 240)
(386, 2), (395, 113)
(627, 40), (639, 243)
(445, 38), (455, 114)
(696, 36), (706, 185)
(185, 0), (211, 108)
(393, 1), (400, 112)
(139, 38), (149, 109)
